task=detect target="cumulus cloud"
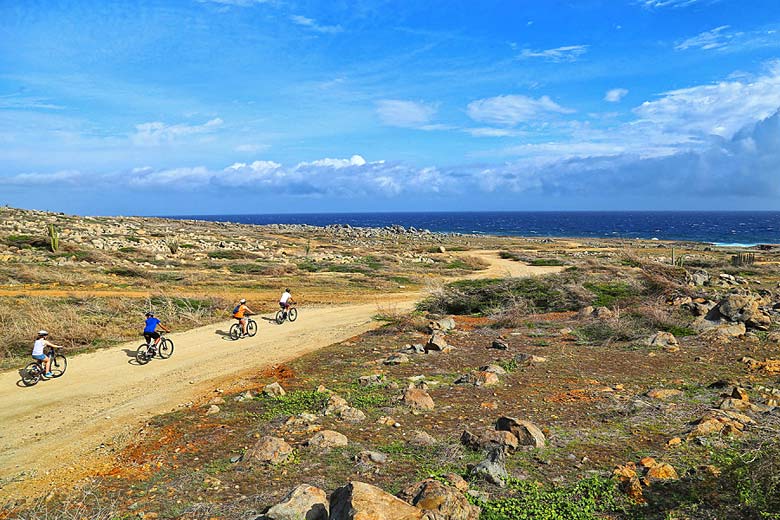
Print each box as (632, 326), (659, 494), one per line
(633, 63), (780, 138)
(467, 95), (575, 126)
(604, 88), (629, 102)
(132, 118), (223, 146)
(375, 100), (438, 129)
(291, 15), (343, 34)
(518, 45), (588, 62)
(675, 25), (734, 51)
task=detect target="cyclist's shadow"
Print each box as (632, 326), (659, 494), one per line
(215, 329), (235, 341)
(122, 348), (144, 366)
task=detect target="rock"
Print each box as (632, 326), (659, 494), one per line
(402, 387), (435, 411)
(767, 332), (780, 344)
(646, 463), (679, 482)
(691, 270), (710, 286)
(426, 334), (450, 352)
(454, 371), (500, 387)
(479, 365), (507, 375)
(355, 450), (388, 465)
(645, 388), (683, 400)
(495, 417), (546, 448)
(577, 306), (595, 319)
(206, 405), (220, 415)
(329, 481), (424, 520)
(490, 338), (509, 350)
(358, 374), (385, 386)
(593, 306), (614, 319)
(428, 317), (456, 332)
(408, 430), (437, 446)
(245, 436), (293, 465)
(639, 456), (657, 469)
(731, 387), (749, 401)
(471, 448), (508, 487)
(612, 463), (644, 502)
(308, 430), (348, 449)
(325, 394), (349, 415)
(398, 479), (481, 520)
(644, 331), (679, 348)
(461, 429), (518, 452)
(445, 474), (469, 493)
(696, 320), (746, 340)
(262, 484), (329, 520)
(384, 353), (411, 365)
(717, 294), (772, 330)
(339, 406), (367, 423)
(514, 353), (546, 364)
(264, 382), (286, 397)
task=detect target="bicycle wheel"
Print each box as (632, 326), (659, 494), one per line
(229, 323), (241, 340)
(247, 319), (258, 337)
(275, 310), (285, 325)
(288, 308), (298, 322)
(136, 344), (151, 365)
(50, 354), (67, 377)
(158, 338), (174, 359)
(22, 363), (41, 386)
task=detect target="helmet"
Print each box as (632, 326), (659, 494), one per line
(285, 288), (291, 293)
(240, 298), (246, 304)
(145, 312), (154, 317)
(38, 330), (48, 336)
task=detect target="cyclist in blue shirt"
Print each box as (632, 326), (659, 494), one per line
(143, 312), (170, 354)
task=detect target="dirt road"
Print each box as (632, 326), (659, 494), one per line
(0, 251), (560, 498)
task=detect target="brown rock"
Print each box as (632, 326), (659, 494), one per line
(329, 481), (424, 520)
(398, 479), (481, 520)
(495, 417), (545, 448)
(245, 436), (293, 465)
(646, 463), (679, 482)
(646, 388), (683, 400)
(263, 382), (286, 397)
(731, 387), (749, 401)
(264, 484), (329, 520)
(308, 430), (348, 449)
(426, 333), (449, 352)
(645, 331), (679, 348)
(639, 457), (657, 469)
(403, 387), (435, 411)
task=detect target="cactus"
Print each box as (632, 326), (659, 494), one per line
(165, 238), (180, 254)
(47, 223), (60, 252)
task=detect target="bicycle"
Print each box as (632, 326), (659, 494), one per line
(229, 316), (257, 340)
(275, 304), (298, 325)
(136, 332), (174, 365)
(21, 347), (68, 386)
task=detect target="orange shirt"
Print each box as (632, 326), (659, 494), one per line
(233, 304), (249, 318)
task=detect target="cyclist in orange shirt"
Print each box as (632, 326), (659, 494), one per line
(232, 298), (254, 337)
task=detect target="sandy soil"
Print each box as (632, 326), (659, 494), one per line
(0, 251), (560, 499)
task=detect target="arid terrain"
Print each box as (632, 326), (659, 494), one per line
(1, 206), (780, 520)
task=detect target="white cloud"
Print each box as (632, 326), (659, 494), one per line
(0, 94), (65, 111)
(604, 88), (629, 102)
(132, 118), (223, 146)
(675, 25), (734, 51)
(466, 95), (575, 126)
(639, 0), (708, 8)
(518, 45), (588, 62)
(375, 100), (438, 129)
(464, 127), (526, 138)
(234, 143), (270, 153)
(197, 0), (268, 6)
(291, 15), (343, 34)
(633, 63), (780, 138)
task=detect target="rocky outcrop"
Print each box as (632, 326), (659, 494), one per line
(245, 436), (293, 465)
(398, 479), (481, 520)
(308, 430), (348, 449)
(329, 481), (424, 520)
(495, 417), (546, 448)
(262, 484), (329, 520)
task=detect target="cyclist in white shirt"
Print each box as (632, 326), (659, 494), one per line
(279, 289), (294, 318)
(31, 330), (62, 378)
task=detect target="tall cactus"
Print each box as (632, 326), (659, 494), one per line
(47, 223), (60, 252)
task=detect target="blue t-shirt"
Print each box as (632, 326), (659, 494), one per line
(144, 317), (161, 333)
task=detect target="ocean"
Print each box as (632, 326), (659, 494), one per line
(169, 211), (780, 247)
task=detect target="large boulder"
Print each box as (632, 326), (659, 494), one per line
(461, 429), (519, 452)
(398, 479), (481, 520)
(717, 294), (772, 330)
(425, 334), (450, 352)
(329, 481), (424, 520)
(245, 436), (293, 465)
(308, 430), (348, 449)
(262, 484), (329, 520)
(495, 417), (546, 448)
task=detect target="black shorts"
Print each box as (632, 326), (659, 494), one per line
(144, 332), (160, 342)
(280, 302), (290, 309)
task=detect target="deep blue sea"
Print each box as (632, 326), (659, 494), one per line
(170, 212), (780, 247)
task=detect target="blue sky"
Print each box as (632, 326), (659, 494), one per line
(1, 0), (780, 215)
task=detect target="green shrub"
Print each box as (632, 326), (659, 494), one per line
(260, 390), (330, 420)
(208, 250), (252, 260)
(106, 266), (145, 277)
(583, 281), (638, 307)
(228, 263), (268, 274)
(3, 234), (48, 249)
(474, 476), (626, 520)
(529, 258), (565, 266)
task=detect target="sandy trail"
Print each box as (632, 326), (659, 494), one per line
(0, 251), (560, 498)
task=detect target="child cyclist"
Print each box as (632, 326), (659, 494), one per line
(232, 299), (254, 337)
(279, 288), (295, 319)
(143, 312), (170, 353)
(31, 330), (63, 378)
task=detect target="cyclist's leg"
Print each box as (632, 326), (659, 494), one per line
(44, 354), (51, 375)
(241, 317), (247, 334)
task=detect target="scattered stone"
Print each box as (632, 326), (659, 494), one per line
(490, 337), (509, 350)
(398, 478), (481, 520)
(308, 430), (348, 449)
(402, 386), (435, 411)
(454, 371), (500, 387)
(355, 450), (388, 465)
(495, 417), (546, 448)
(263, 382), (286, 397)
(593, 306), (614, 319)
(471, 448), (508, 487)
(358, 374), (385, 386)
(514, 353), (547, 365)
(445, 473), (469, 493)
(731, 387), (749, 401)
(245, 436), (293, 465)
(480, 364), (507, 375)
(262, 484), (329, 520)
(408, 430), (437, 446)
(461, 429), (518, 452)
(646, 463), (679, 482)
(206, 405), (220, 415)
(426, 334), (450, 352)
(644, 331), (679, 349)
(667, 437), (682, 447)
(428, 317), (456, 333)
(384, 353), (411, 365)
(338, 406), (367, 423)
(645, 388), (683, 400)
(329, 481), (424, 520)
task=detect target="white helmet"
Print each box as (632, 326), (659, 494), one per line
(38, 330), (49, 336)
(240, 298), (246, 304)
